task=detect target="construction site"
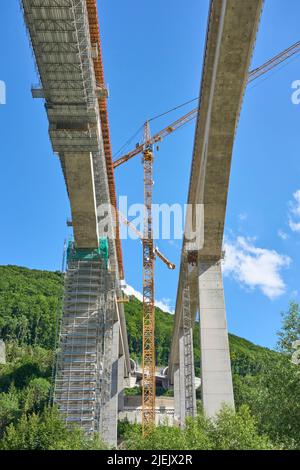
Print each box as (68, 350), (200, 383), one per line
(12, 0), (300, 449)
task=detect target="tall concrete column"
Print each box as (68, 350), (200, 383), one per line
(64, 152), (99, 248)
(198, 259), (234, 417)
(173, 327), (196, 427)
(118, 354), (125, 412)
(101, 319), (119, 446)
(173, 363), (181, 425)
(178, 329), (186, 426)
(0, 340), (6, 365)
(181, 259), (197, 420)
(184, 326), (197, 418)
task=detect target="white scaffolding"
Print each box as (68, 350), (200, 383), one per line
(53, 247), (114, 433)
(182, 256), (196, 418)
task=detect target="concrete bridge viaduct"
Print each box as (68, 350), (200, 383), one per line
(21, 0), (264, 445)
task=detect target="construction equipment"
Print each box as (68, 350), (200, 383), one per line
(140, 121), (156, 434)
(118, 212), (176, 270)
(114, 39), (300, 170)
(248, 39), (300, 83)
(113, 108), (196, 169)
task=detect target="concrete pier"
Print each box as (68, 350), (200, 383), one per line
(101, 319), (120, 446)
(54, 255), (121, 447)
(64, 152), (99, 248)
(178, 330), (187, 425)
(198, 259), (234, 417)
(118, 355), (125, 412)
(173, 326), (196, 426)
(173, 363), (181, 424)
(0, 340), (6, 365)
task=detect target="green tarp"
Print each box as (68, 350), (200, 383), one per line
(67, 238), (109, 265)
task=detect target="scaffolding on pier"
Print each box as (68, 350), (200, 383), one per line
(53, 240), (113, 433)
(182, 253), (196, 418)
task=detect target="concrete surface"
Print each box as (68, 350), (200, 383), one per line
(64, 152), (99, 248)
(0, 340), (5, 365)
(198, 260), (234, 416)
(119, 396), (175, 426)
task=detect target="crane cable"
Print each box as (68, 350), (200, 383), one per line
(113, 98), (200, 158)
(114, 41), (300, 160)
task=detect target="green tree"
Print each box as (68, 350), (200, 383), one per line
(0, 407), (106, 450)
(209, 405), (273, 450)
(123, 423), (189, 450)
(0, 344), (53, 392)
(122, 406), (273, 450)
(22, 378), (51, 413)
(234, 356), (300, 449)
(0, 385), (21, 437)
(0, 266), (63, 349)
(277, 301), (300, 356)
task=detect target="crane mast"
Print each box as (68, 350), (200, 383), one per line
(142, 121), (156, 434)
(118, 212), (176, 270)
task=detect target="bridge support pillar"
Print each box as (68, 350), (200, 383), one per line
(101, 316), (120, 447)
(118, 354), (125, 412)
(178, 330), (186, 425)
(198, 259), (234, 417)
(173, 362), (181, 425)
(63, 152), (99, 248)
(174, 324), (196, 427)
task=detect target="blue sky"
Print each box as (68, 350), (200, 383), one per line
(1, 0), (300, 349)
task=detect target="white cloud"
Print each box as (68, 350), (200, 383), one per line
(223, 236), (291, 300)
(278, 229), (289, 240)
(290, 190), (300, 216)
(155, 298), (175, 313)
(124, 284), (143, 302)
(238, 212), (248, 222)
(124, 285), (174, 313)
(288, 190), (300, 233)
(289, 220), (300, 233)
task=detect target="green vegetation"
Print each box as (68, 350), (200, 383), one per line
(233, 302), (300, 449)
(0, 265), (299, 450)
(0, 266), (63, 349)
(0, 266), (103, 450)
(233, 355), (300, 449)
(277, 301), (300, 356)
(0, 343), (106, 449)
(1, 407), (106, 450)
(121, 406), (274, 450)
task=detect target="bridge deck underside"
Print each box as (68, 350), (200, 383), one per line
(22, 0), (101, 248)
